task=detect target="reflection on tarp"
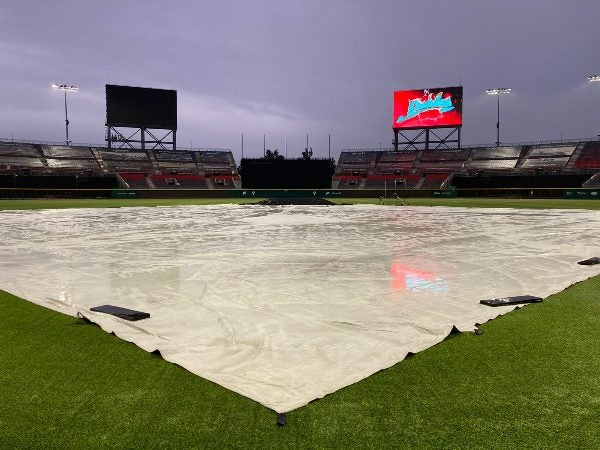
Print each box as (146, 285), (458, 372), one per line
(390, 262), (448, 292)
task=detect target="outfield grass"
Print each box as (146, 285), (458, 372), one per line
(1, 196), (600, 210)
(2, 277), (600, 448)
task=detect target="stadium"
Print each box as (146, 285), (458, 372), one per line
(2, 2), (600, 448)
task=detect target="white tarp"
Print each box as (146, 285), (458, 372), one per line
(1, 204), (599, 412)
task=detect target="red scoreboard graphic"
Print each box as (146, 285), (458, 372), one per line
(393, 86), (463, 130)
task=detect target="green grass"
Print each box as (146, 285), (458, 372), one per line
(1, 196), (600, 210)
(0, 197), (260, 210)
(331, 197), (600, 210)
(2, 277), (600, 448)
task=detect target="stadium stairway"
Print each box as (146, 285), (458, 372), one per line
(206, 177), (215, 189)
(34, 145), (50, 168)
(515, 146), (534, 169)
(582, 172), (600, 187)
(90, 147), (107, 172)
(146, 175), (156, 188)
(565, 142), (586, 171)
(410, 150), (424, 172)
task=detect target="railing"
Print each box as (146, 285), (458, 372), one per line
(0, 137), (230, 153)
(341, 137), (600, 153)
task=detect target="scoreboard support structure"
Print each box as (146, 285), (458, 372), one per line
(107, 126), (176, 152)
(393, 126), (461, 152)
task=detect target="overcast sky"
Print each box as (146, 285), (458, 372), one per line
(1, 0), (599, 160)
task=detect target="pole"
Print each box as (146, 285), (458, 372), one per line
(496, 94), (500, 147)
(328, 133), (331, 159)
(263, 134), (265, 157)
(64, 90), (69, 146)
(241, 133), (244, 159)
(285, 135), (287, 159)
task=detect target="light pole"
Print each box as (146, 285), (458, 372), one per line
(486, 87), (511, 146)
(589, 76), (600, 138)
(52, 84), (78, 146)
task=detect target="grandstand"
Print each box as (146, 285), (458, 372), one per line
(0, 140), (238, 190)
(1, 139), (600, 191)
(336, 140), (600, 190)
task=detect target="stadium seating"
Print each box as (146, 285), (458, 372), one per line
(574, 142), (600, 169)
(119, 172), (148, 188)
(528, 145), (576, 158)
(420, 173), (451, 189)
(465, 159), (518, 170)
(470, 146), (521, 159)
(334, 175), (362, 188)
(0, 143), (44, 170)
(521, 157), (569, 169)
(98, 150), (155, 172)
(151, 174), (207, 188)
(364, 174), (421, 188)
(154, 150), (198, 171)
(211, 175), (238, 188)
(2, 139), (599, 190)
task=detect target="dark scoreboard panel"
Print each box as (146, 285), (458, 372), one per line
(241, 159), (332, 189)
(106, 84), (177, 129)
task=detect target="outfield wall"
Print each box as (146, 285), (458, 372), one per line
(1, 187), (600, 200)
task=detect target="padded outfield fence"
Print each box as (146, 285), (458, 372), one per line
(1, 187), (600, 200)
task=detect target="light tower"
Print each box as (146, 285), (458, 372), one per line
(486, 87), (511, 146)
(52, 84), (78, 146)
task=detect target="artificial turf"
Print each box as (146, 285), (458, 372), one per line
(2, 276), (600, 448)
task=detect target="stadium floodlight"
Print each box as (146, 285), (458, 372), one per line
(588, 75), (600, 82)
(52, 84), (79, 146)
(486, 87), (511, 146)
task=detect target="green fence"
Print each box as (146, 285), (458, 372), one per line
(562, 189), (600, 199)
(229, 189), (343, 199)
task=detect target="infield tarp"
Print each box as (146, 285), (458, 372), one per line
(1, 205), (599, 412)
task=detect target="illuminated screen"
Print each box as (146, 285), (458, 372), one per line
(393, 86), (462, 130)
(106, 84), (177, 129)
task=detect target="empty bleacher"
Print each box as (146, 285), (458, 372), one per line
(470, 146), (521, 159)
(334, 175), (362, 188)
(119, 172), (149, 188)
(154, 150), (198, 171)
(420, 173), (451, 189)
(528, 145), (576, 158)
(574, 142), (600, 170)
(414, 149), (470, 172)
(41, 146), (100, 172)
(364, 174), (421, 188)
(375, 151), (417, 172)
(98, 150), (154, 172)
(0, 143), (44, 170)
(211, 175), (239, 188)
(465, 146), (519, 171)
(520, 157), (570, 170)
(151, 174), (207, 188)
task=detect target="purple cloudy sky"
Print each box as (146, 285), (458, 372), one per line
(0, 0), (599, 159)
